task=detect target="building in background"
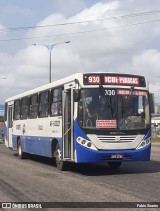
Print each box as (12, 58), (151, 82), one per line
(151, 103), (160, 137)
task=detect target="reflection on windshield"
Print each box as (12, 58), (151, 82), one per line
(78, 88), (150, 130)
(78, 88), (116, 129)
(117, 90), (150, 130)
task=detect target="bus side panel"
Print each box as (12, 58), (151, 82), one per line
(12, 135), (62, 158)
(12, 116), (63, 157)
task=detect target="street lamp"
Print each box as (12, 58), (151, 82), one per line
(32, 41), (70, 83)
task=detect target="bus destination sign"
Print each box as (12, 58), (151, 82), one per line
(104, 76), (139, 85)
(88, 75), (101, 84)
(83, 74), (145, 87)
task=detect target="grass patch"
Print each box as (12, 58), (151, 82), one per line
(151, 137), (160, 143)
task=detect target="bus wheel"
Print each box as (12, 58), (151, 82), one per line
(108, 162), (121, 169)
(55, 143), (66, 171)
(17, 140), (25, 159)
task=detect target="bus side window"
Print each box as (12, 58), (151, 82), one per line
(29, 94), (38, 119)
(50, 87), (63, 116)
(21, 97), (29, 119)
(39, 90), (49, 118)
(14, 99), (20, 120)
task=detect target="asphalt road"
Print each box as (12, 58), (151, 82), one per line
(0, 142), (160, 210)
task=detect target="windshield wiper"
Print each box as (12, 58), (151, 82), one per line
(99, 85), (114, 117)
(121, 86), (134, 118)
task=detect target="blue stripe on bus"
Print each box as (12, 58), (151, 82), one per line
(75, 142), (151, 163)
(3, 122), (8, 142)
(12, 135), (62, 158)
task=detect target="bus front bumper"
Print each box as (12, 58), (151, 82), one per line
(75, 143), (151, 163)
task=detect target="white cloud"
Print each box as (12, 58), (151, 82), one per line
(131, 49), (160, 92)
(70, 1), (119, 21)
(1, 0), (160, 104)
(50, 0), (86, 17)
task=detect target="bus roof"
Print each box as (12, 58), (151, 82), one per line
(5, 72), (148, 102)
(5, 73), (82, 102)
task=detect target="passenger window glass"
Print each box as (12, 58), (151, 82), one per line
(29, 94), (38, 119)
(21, 97), (28, 119)
(39, 91), (49, 118)
(14, 100), (20, 120)
(50, 87), (63, 116)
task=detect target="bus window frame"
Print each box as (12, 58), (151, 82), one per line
(50, 87), (63, 117)
(13, 99), (21, 120)
(39, 90), (50, 118)
(29, 93), (38, 119)
(20, 96), (29, 120)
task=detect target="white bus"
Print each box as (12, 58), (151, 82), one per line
(4, 72), (152, 170)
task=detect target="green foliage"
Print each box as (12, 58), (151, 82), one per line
(0, 116), (4, 122)
(151, 137), (160, 142)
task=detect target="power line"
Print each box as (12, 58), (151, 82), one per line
(0, 18), (160, 42)
(0, 9), (160, 33)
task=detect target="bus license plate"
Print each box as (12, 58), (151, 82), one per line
(111, 154), (123, 159)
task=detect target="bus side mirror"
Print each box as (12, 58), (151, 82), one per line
(73, 89), (80, 102)
(149, 93), (155, 114)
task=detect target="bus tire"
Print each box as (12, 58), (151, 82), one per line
(108, 162), (121, 169)
(17, 140), (25, 159)
(55, 143), (67, 171)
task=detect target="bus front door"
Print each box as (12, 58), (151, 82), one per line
(62, 87), (74, 161)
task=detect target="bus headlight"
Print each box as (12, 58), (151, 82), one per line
(76, 137), (97, 151)
(136, 137), (151, 149)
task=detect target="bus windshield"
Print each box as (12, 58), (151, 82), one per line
(78, 88), (150, 131)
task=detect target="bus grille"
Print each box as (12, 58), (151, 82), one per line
(97, 135), (136, 143)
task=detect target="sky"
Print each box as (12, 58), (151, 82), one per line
(0, 0), (160, 105)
